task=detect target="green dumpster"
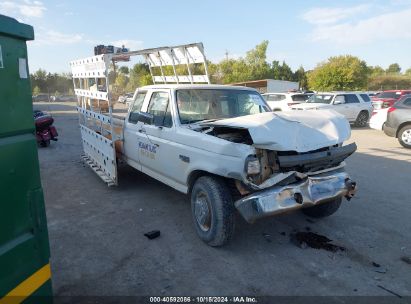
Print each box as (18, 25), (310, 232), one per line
(0, 15), (52, 303)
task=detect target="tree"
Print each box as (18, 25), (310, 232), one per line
(31, 69), (48, 92)
(368, 75), (411, 90)
(244, 40), (271, 80)
(308, 55), (368, 91)
(405, 68), (411, 76)
(114, 73), (128, 94)
(270, 60), (293, 81)
(32, 85), (41, 95)
(126, 63), (152, 91)
(369, 65), (385, 77)
(293, 66), (308, 90)
(386, 63), (401, 74)
(118, 66), (129, 75)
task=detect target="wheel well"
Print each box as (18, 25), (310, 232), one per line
(187, 170), (239, 198)
(187, 170), (216, 195)
(396, 122), (411, 138)
(359, 110), (369, 117)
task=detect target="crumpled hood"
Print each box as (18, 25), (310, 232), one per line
(203, 110), (351, 152)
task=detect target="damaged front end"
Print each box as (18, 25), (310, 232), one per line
(198, 111), (358, 223)
(234, 143), (358, 223)
(236, 170), (357, 223)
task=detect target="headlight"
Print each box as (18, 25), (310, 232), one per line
(245, 156), (260, 175)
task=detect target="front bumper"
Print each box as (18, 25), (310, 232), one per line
(235, 171), (357, 223)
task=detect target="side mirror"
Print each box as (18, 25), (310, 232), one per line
(137, 112), (154, 125)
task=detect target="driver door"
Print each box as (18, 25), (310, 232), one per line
(123, 90), (148, 170)
(136, 90), (175, 182)
(332, 94), (352, 118)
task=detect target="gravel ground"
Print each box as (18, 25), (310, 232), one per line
(34, 102), (411, 297)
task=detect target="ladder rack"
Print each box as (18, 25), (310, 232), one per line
(70, 42), (210, 186)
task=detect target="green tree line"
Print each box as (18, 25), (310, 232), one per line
(31, 41), (411, 95)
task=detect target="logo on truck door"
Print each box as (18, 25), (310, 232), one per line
(139, 141), (157, 159)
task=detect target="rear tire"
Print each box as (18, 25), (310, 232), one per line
(398, 125), (411, 149)
(40, 140), (50, 147)
(354, 111), (369, 127)
(301, 197), (342, 218)
(190, 176), (235, 247)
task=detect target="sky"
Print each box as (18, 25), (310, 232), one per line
(2, 0), (411, 74)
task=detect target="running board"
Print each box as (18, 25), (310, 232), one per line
(81, 154), (116, 187)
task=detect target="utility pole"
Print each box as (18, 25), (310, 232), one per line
(225, 50), (229, 61)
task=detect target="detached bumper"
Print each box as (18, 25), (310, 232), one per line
(235, 171), (357, 223)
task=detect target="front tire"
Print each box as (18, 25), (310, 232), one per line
(355, 111), (369, 127)
(398, 125), (411, 149)
(190, 176), (235, 247)
(301, 197), (342, 218)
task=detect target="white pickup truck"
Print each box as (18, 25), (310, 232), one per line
(71, 44), (357, 246)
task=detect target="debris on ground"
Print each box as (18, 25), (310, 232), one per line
(144, 230), (160, 240)
(400, 256), (411, 265)
(262, 233), (272, 243)
(371, 261), (387, 273)
(371, 261), (381, 267)
(375, 268), (387, 274)
(290, 232), (345, 252)
(377, 285), (402, 298)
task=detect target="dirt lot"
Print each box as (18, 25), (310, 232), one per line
(34, 102), (411, 297)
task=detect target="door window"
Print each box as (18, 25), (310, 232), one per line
(345, 94), (360, 104)
(128, 91), (147, 124)
(334, 95), (346, 104)
(402, 97), (411, 106)
(360, 94), (371, 102)
(146, 92), (173, 128)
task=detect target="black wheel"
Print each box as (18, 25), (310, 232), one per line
(355, 111), (369, 127)
(301, 197), (342, 218)
(40, 140), (50, 147)
(190, 176), (235, 247)
(398, 125), (411, 149)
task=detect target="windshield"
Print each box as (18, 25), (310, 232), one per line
(306, 94), (334, 104)
(176, 89), (269, 124)
(376, 92), (401, 99)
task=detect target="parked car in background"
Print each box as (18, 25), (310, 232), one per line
(32, 94), (50, 102)
(369, 108), (388, 130)
(383, 95), (411, 148)
(118, 92), (134, 104)
(291, 92), (373, 127)
(262, 92), (311, 111)
(367, 91), (380, 97)
(372, 90), (411, 110)
(52, 95), (77, 102)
